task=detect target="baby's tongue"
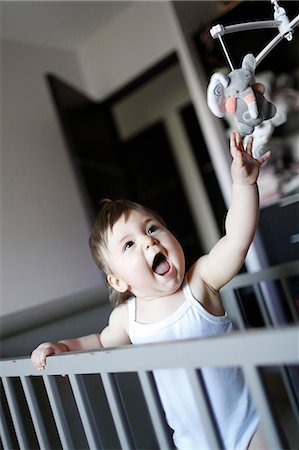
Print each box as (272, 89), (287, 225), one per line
(154, 259), (170, 275)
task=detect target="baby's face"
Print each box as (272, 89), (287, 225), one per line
(105, 209), (185, 300)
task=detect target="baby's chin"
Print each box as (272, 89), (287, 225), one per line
(136, 277), (184, 300)
(165, 273), (185, 295)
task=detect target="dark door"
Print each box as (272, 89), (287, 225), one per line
(46, 74), (128, 221)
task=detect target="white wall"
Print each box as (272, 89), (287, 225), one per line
(1, 40), (102, 317)
(78, 1), (175, 98)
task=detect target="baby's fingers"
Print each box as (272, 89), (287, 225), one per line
(31, 351), (46, 371)
(230, 131), (245, 156)
(245, 136), (253, 156)
(31, 343), (54, 371)
(257, 150), (271, 166)
(230, 132), (238, 157)
(230, 131), (236, 147)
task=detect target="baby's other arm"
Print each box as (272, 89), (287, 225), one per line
(100, 303), (131, 348)
(31, 303), (130, 370)
(191, 132), (270, 293)
(31, 335), (102, 371)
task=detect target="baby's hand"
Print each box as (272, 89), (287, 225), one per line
(31, 342), (68, 371)
(230, 131), (271, 185)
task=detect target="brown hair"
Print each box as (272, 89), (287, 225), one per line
(89, 198), (166, 306)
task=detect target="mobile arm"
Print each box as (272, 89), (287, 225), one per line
(210, 0), (299, 70)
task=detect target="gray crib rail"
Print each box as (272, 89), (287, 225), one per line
(1, 261), (299, 450)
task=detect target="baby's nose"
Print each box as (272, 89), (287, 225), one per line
(143, 236), (158, 250)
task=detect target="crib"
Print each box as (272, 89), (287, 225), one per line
(1, 261), (298, 450)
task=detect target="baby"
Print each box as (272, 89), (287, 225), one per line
(31, 132), (270, 449)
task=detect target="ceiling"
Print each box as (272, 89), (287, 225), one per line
(1, 1), (233, 51)
(1, 1), (132, 50)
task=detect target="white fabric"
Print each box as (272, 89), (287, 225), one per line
(127, 278), (260, 450)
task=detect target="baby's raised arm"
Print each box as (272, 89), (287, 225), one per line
(197, 132), (270, 291)
(31, 304), (130, 370)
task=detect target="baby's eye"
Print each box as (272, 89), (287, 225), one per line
(123, 241), (134, 252)
(148, 225), (158, 235)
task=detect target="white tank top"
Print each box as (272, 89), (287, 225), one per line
(128, 278), (260, 450)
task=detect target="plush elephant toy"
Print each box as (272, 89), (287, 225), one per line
(207, 53), (277, 136)
(245, 109), (286, 158)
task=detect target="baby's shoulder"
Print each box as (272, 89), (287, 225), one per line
(109, 302), (130, 331)
(187, 256), (215, 294)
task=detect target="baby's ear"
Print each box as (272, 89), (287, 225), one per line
(107, 274), (129, 293)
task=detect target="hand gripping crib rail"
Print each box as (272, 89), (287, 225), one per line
(1, 261), (298, 450)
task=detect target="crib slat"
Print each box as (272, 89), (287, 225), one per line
(0, 393), (15, 450)
(185, 369), (224, 450)
(280, 277), (298, 322)
(100, 373), (135, 450)
(253, 283), (273, 326)
(20, 376), (50, 450)
(43, 375), (74, 450)
(2, 377), (30, 450)
(280, 366), (299, 425)
(69, 374), (103, 449)
(243, 366), (284, 450)
(221, 288), (247, 330)
(138, 371), (173, 450)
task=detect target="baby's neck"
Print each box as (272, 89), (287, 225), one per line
(135, 288), (185, 324)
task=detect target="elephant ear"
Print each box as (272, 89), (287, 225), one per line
(207, 72), (229, 118)
(242, 53), (256, 72)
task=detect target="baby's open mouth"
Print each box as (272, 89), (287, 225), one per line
(152, 252), (170, 275)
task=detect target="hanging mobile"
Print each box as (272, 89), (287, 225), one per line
(207, 1), (299, 139)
